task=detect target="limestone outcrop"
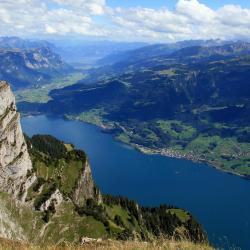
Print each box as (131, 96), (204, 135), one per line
(0, 81), (34, 197)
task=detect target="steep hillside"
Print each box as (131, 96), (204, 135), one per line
(0, 81), (208, 246)
(97, 39), (229, 66)
(0, 47), (73, 89)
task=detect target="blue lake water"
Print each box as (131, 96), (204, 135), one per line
(21, 115), (250, 250)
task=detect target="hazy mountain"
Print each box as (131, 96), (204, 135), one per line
(97, 39), (231, 66)
(169, 42), (250, 62)
(79, 40), (236, 84)
(0, 36), (54, 50)
(49, 39), (147, 67)
(0, 37), (146, 69)
(0, 47), (73, 89)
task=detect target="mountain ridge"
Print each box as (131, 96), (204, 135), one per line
(97, 39), (231, 66)
(0, 46), (73, 89)
(0, 37), (54, 50)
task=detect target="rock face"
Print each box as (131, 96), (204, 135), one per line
(0, 81), (102, 208)
(72, 161), (102, 206)
(0, 197), (26, 241)
(39, 189), (64, 211)
(0, 81), (33, 196)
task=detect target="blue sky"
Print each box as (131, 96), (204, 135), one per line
(107, 0), (250, 9)
(1, 0), (250, 42)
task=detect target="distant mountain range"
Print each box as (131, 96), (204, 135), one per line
(80, 40), (250, 84)
(0, 47), (73, 89)
(46, 42), (250, 120)
(0, 36), (148, 86)
(0, 37), (73, 89)
(19, 40), (250, 177)
(0, 36), (54, 50)
(97, 39), (230, 66)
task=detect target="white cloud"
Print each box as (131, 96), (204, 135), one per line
(51, 0), (107, 15)
(109, 1), (250, 42)
(0, 0), (109, 37)
(0, 0), (249, 42)
(110, 7), (192, 41)
(176, 0), (215, 23)
(217, 5), (250, 26)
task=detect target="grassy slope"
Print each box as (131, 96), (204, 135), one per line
(0, 237), (213, 250)
(0, 192), (106, 245)
(0, 166), (206, 246)
(66, 108), (108, 127)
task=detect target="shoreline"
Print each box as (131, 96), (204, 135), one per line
(131, 143), (250, 180)
(65, 115), (250, 180)
(97, 121), (250, 181)
(21, 112), (250, 180)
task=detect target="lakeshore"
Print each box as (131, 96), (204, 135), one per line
(64, 114), (250, 180)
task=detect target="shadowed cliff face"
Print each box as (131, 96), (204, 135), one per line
(72, 160), (102, 207)
(0, 81), (33, 197)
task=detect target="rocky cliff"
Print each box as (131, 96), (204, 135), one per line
(0, 81), (33, 198)
(0, 81), (104, 241)
(0, 81), (102, 226)
(72, 160), (102, 207)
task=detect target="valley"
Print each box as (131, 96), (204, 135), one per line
(15, 72), (85, 103)
(1, 36), (250, 249)
(18, 42), (250, 177)
(1, 0), (250, 248)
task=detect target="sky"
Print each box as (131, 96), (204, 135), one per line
(108, 0), (250, 9)
(0, 0), (250, 42)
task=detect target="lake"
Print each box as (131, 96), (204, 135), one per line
(21, 115), (250, 250)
